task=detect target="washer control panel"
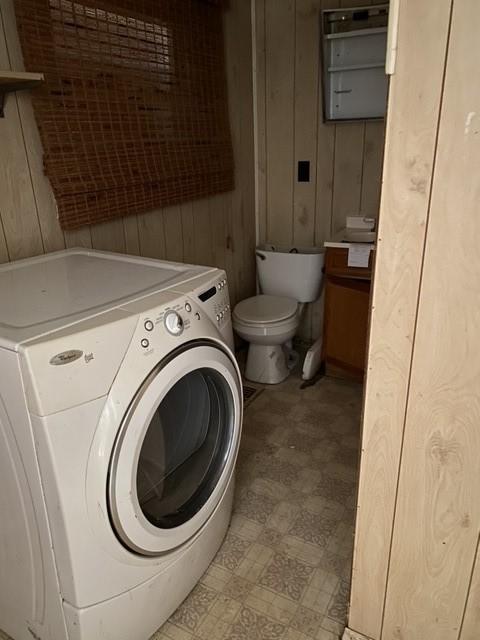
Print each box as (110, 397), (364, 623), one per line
(135, 270), (233, 353)
(138, 299), (194, 351)
(197, 276), (231, 328)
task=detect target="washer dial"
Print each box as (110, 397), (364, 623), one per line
(164, 310), (184, 336)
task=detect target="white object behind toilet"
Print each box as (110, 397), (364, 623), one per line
(256, 245), (324, 302)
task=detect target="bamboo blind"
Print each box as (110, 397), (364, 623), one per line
(15, 0), (234, 230)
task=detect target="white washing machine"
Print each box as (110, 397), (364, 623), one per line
(0, 249), (242, 640)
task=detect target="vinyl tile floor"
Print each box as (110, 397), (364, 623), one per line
(0, 371), (362, 640)
(153, 370), (363, 640)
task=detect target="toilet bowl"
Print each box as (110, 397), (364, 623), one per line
(233, 295), (301, 383)
(233, 246), (324, 384)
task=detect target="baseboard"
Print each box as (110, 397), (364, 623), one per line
(342, 628), (372, 640)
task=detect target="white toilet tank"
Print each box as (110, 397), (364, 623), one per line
(256, 245), (325, 303)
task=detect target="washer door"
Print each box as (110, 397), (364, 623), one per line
(108, 342), (241, 555)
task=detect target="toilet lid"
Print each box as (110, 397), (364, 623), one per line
(233, 295), (297, 324)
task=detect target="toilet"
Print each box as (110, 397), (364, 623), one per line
(233, 245), (325, 384)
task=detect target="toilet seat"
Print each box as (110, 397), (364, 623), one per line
(233, 295), (298, 326)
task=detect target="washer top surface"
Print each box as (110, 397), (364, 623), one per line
(0, 249), (214, 348)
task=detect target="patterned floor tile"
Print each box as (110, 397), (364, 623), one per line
(209, 594), (243, 622)
(318, 551), (351, 578)
(316, 628), (340, 640)
(200, 563), (233, 592)
(320, 616), (345, 636)
(214, 533), (253, 571)
(234, 555), (270, 583)
(252, 452), (300, 486)
(267, 501), (303, 534)
(245, 585), (299, 624)
(227, 606), (286, 640)
(195, 616), (233, 640)
(276, 446), (312, 469)
(249, 476), (297, 502)
(160, 621), (196, 639)
(277, 535), (325, 568)
(259, 552), (314, 601)
(223, 575), (253, 602)
(284, 629), (315, 640)
(258, 527), (284, 548)
(327, 580), (350, 623)
(332, 445), (358, 468)
(288, 509), (337, 547)
(301, 587), (333, 615)
(235, 487), (278, 524)
(170, 583), (218, 632)
(229, 514), (264, 541)
(290, 605), (325, 637)
(313, 474), (355, 505)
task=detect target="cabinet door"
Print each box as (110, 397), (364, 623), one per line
(324, 275), (371, 379)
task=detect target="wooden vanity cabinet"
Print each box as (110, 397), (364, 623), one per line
(323, 247), (373, 381)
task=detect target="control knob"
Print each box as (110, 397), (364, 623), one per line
(164, 310), (184, 336)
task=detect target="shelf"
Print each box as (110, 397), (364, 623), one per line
(325, 26), (387, 40)
(0, 71), (44, 117)
(327, 62), (385, 73)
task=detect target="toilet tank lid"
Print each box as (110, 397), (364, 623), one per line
(234, 295), (297, 324)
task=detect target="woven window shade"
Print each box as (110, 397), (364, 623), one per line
(14, 0), (234, 230)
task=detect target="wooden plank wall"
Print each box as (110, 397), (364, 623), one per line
(348, 1), (480, 639)
(0, 0), (256, 308)
(254, 0), (387, 340)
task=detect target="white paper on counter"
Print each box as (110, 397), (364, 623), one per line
(348, 244), (371, 268)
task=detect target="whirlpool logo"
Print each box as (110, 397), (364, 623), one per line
(49, 350), (84, 366)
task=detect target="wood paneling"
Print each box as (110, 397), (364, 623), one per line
(255, 0), (387, 340)
(90, 219), (126, 254)
(348, 1), (453, 637)
(332, 123), (365, 235)
(293, 0), (319, 246)
(382, 0), (480, 637)
(0, 0), (255, 307)
(163, 205), (184, 264)
(1, 0), (64, 256)
(0, 7), (43, 261)
(360, 121), (385, 219)
(254, 0), (267, 247)
(264, 0), (295, 246)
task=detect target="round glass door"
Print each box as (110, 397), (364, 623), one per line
(136, 368), (233, 529)
(108, 343), (241, 555)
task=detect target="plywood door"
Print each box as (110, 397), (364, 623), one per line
(382, 1), (480, 637)
(348, 1), (453, 637)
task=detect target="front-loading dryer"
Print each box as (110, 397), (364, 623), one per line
(0, 249), (242, 640)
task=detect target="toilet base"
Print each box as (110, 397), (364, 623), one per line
(245, 343), (289, 384)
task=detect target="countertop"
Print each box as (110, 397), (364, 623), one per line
(323, 229), (376, 250)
